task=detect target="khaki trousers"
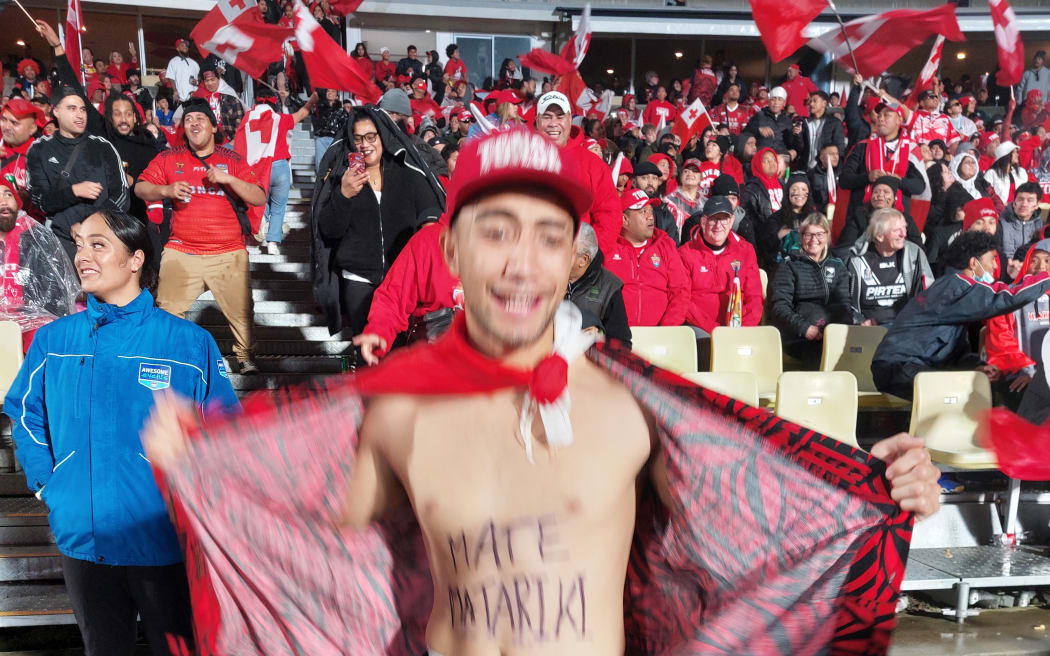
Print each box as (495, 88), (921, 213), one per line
(156, 248), (254, 361)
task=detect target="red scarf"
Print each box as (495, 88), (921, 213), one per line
(864, 133), (911, 209)
(751, 147), (783, 211)
(1, 214), (29, 309)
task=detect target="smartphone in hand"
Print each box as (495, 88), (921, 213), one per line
(347, 152), (366, 175)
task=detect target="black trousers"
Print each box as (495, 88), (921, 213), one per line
(339, 277), (377, 337)
(61, 555), (195, 656)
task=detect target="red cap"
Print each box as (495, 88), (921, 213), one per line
(3, 98), (45, 127)
(963, 197), (998, 231)
(788, 63), (801, 72)
(0, 177), (22, 209)
(455, 108), (472, 122)
(488, 89), (523, 106)
(1027, 89), (1044, 103)
(682, 158), (703, 171)
(617, 157), (633, 176)
(620, 188), (659, 212)
(980, 131), (1001, 150)
(413, 77), (427, 90)
(445, 128), (592, 224)
(175, 38), (189, 47)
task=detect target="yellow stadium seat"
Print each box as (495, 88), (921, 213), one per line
(909, 371), (995, 469)
(630, 326), (698, 373)
(819, 324), (909, 408)
(0, 321), (23, 398)
(775, 371), (859, 448)
(682, 371), (760, 407)
(710, 325), (782, 402)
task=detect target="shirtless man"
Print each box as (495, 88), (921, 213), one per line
(145, 128), (942, 656)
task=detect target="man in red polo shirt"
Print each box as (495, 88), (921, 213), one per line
(782, 63), (818, 117)
(134, 98), (266, 374)
(0, 98), (46, 214)
(605, 188), (689, 326)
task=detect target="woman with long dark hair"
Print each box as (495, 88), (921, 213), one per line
(981, 141), (1032, 211)
(4, 209), (238, 655)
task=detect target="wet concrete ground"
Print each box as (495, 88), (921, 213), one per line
(891, 607), (1050, 655)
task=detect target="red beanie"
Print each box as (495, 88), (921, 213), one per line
(0, 178), (23, 209)
(963, 197), (997, 232)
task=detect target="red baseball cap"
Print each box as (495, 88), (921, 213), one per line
(175, 38), (189, 47)
(446, 128), (592, 225)
(621, 188), (659, 212)
(413, 78), (427, 90)
(788, 63), (801, 72)
(487, 89), (523, 106)
(963, 197), (998, 231)
(2, 98), (46, 128)
(455, 108), (472, 122)
(682, 158), (703, 171)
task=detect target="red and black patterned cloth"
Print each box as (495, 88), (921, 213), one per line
(156, 338), (911, 655)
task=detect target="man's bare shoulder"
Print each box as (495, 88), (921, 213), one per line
(570, 354), (656, 449)
(360, 394), (420, 448)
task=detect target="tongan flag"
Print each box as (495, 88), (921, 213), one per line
(191, 0), (293, 79)
(672, 97), (714, 143)
(749, 0), (828, 62)
(906, 35), (945, 109)
(807, 4), (965, 79)
(293, 3), (380, 104)
(990, 0), (1025, 87)
(234, 103), (281, 234)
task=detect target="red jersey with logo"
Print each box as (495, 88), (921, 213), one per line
(710, 103), (750, 136)
(906, 110), (961, 146)
(138, 146), (261, 256)
(642, 100), (678, 127)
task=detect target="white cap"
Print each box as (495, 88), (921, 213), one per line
(994, 141), (1019, 161)
(380, 47), (390, 54)
(537, 91), (571, 114)
(769, 86), (787, 100)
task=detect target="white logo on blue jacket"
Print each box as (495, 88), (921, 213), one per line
(138, 363), (172, 390)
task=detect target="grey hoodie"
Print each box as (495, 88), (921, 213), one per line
(998, 204), (1043, 268)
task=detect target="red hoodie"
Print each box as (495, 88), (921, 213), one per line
(984, 239), (1050, 375)
(560, 129), (622, 257)
(362, 222), (462, 354)
(677, 231), (763, 333)
(604, 230), (690, 326)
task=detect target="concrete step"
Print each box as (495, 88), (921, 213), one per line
(240, 356), (343, 375)
(204, 325), (347, 342)
(0, 546), (62, 582)
(188, 308), (325, 327)
(0, 497), (49, 527)
(0, 448), (16, 472)
(246, 243), (311, 259)
(0, 582), (75, 627)
(229, 372), (334, 391)
(251, 260), (310, 274)
(0, 473), (29, 496)
(214, 339), (352, 356)
(201, 286), (314, 303)
(191, 299), (320, 316)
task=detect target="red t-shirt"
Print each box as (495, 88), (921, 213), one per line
(271, 113), (296, 161)
(444, 58), (468, 83)
(643, 100), (678, 127)
(138, 145), (262, 256)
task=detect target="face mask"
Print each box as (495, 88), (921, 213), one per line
(976, 262), (995, 284)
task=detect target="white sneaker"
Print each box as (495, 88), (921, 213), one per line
(266, 242), (282, 256)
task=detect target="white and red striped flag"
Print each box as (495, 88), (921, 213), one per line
(806, 4), (964, 79)
(191, 0), (293, 79)
(672, 97), (713, 143)
(907, 35), (945, 109)
(64, 0), (84, 86)
(990, 0), (1024, 87)
(520, 4), (591, 77)
(234, 103), (281, 234)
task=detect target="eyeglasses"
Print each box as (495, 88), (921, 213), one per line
(352, 132), (379, 145)
(802, 231), (828, 241)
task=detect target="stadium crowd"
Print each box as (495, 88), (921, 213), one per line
(0, 0), (1044, 651)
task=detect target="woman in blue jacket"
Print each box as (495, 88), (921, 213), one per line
(3, 209), (239, 655)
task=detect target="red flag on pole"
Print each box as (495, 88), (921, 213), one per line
(191, 0), (294, 79)
(806, 4), (965, 79)
(906, 35), (945, 110)
(519, 4), (591, 77)
(672, 97), (714, 143)
(990, 0), (1025, 87)
(749, 0), (829, 63)
(292, 3), (380, 104)
(64, 0), (84, 86)
(326, 0), (364, 16)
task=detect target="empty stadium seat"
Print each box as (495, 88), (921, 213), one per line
(908, 371), (995, 469)
(0, 321), (23, 398)
(819, 324), (909, 408)
(710, 325), (782, 401)
(630, 326), (698, 373)
(682, 371), (760, 407)
(775, 371), (859, 448)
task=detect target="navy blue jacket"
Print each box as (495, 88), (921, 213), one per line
(3, 290), (239, 566)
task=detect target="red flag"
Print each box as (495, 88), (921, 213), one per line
(327, 0), (364, 16)
(520, 4), (591, 77)
(191, 0), (293, 79)
(556, 71), (591, 116)
(906, 35), (945, 110)
(990, 0), (1025, 87)
(749, 0), (828, 63)
(672, 97), (713, 143)
(293, 3), (380, 104)
(234, 103), (281, 234)
(64, 0), (84, 86)
(807, 4), (965, 79)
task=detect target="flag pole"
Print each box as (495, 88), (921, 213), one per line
(12, 0), (39, 30)
(826, 0), (862, 77)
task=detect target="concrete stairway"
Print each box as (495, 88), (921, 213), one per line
(0, 123), (348, 629)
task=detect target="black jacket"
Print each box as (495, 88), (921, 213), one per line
(758, 203), (815, 269)
(768, 252), (855, 339)
(740, 177), (778, 268)
(313, 101), (349, 139)
(809, 164), (833, 210)
(26, 132), (130, 259)
(833, 204), (922, 256)
(311, 107), (445, 334)
(566, 250), (632, 347)
(396, 57), (424, 79)
(743, 107), (792, 153)
(843, 83), (872, 147)
(873, 271), (1050, 370)
(653, 203), (679, 245)
(838, 140), (926, 216)
(788, 114), (845, 172)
